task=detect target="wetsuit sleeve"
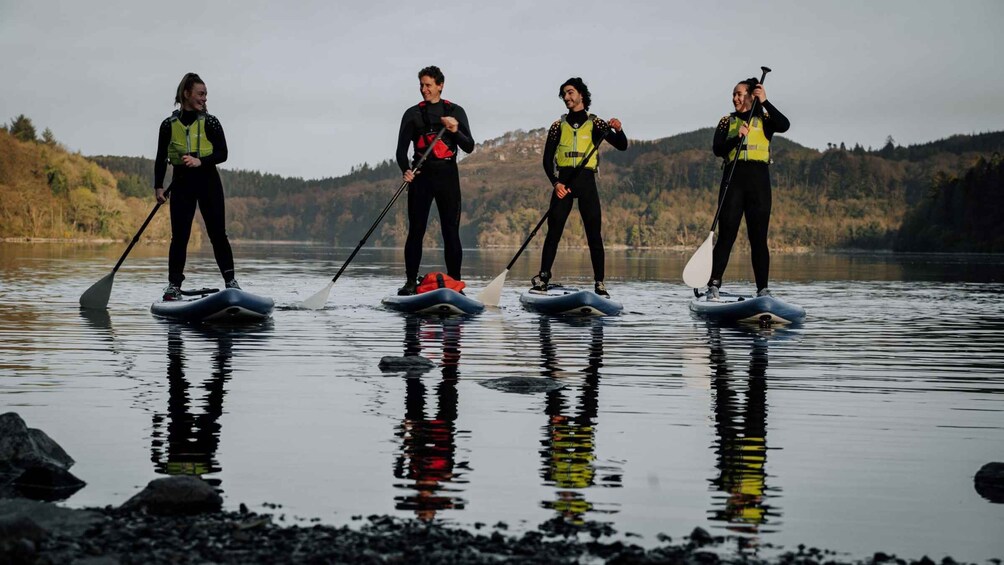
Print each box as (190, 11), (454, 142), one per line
(591, 117), (628, 151)
(761, 100), (790, 137)
(450, 106), (475, 154)
(542, 121), (562, 186)
(200, 115), (228, 167)
(396, 110), (415, 173)
(713, 116), (741, 158)
(154, 119), (171, 189)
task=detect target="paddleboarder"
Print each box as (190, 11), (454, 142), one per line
(395, 66), (475, 296)
(154, 73), (238, 301)
(706, 77), (790, 300)
(532, 77), (627, 298)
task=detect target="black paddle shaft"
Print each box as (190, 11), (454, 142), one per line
(710, 66), (771, 232)
(505, 129), (612, 271)
(112, 187), (172, 273)
(328, 126), (448, 284)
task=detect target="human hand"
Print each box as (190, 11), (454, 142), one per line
(555, 182), (571, 199)
(155, 188), (168, 203)
(404, 169), (418, 183)
(739, 123), (750, 137)
(441, 116), (459, 133)
(751, 84), (766, 103)
(608, 118), (622, 131)
(181, 155), (201, 167)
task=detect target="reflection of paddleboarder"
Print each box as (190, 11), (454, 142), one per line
(706, 326), (779, 535)
(537, 318), (619, 524)
(150, 326), (233, 489)
(393, 316), (467, 521)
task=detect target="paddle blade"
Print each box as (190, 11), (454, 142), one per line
(682, 231), (715, 288)
(476, 269), (509, 308)
(295, 281), (333, 310)
(79, 272), (115, 310)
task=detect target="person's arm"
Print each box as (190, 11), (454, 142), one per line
(154, 119), (171, 189)
(592, 117), (627, 150)
(396, 110), (415, 173)
(448, 106), (475, 154)
(761, 100), (790, 137)
(541, 121), (561, 186)
(713, 116), (741, 158)
(199, 115), (228, 166)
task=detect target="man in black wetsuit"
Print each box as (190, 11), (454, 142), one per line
(534, 77), (627, 298)
(395, 65), (475, 296)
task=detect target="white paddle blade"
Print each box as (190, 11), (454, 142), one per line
(79, 272), (115, 310)
(476, 269), (509, 308)
(682, 231), (716, 288)
(295, 281), (333, 310)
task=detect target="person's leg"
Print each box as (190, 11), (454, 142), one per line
(434, 170), (463, 281)
(709, 170), (748, 289)
(576, 175), (605, 282)
(404, 175), (436, 283)
(197, 177), (236, 284)
(744, 166), (772, 292)
(539, 191), (574, 280)
(168, 184), (199, 286)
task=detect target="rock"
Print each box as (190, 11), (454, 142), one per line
(13, 463), (86, 502)
(974, 462), (1004, 503)
(378, 355), (435, 372)
(0, 413), (75, 471)
(689, 526), (714, 546)
(479, 377), (565, 394)
(0, 515), (48, 544)
(0, 498), (104, 538)
(120, 476), (222, 515)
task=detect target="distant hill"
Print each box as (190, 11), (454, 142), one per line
(4, 116), (1002, 252)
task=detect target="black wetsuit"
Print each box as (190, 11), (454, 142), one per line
(539, 110), (628, 282)
(710, 100), (789, 291)
(396, 100), (474, 282)
(154, 110), (235, 286)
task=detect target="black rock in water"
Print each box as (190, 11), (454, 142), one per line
(974, 461), (1004, 503)
(120, 476), (223, 516)
(480, 377), (565, 394)
(378, 355), (436, 372)
(12, 463), (85, 502)
(0, 413), (75, 471)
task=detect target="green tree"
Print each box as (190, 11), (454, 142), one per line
(42, 127), (57, 146)
(9, 114), (37, 143)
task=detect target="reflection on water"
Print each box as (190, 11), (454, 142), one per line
(538, 318), (621, 524)
(706, 326), (778, 538)
(393, 315), (469, 521)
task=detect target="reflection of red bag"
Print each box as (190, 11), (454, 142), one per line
(417, 272), (465, 294)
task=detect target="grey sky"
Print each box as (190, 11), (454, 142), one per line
(2, 0), (1001, 180)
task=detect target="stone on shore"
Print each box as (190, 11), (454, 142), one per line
(120, 476), (223, 515)
(0, 413), (85, 501)
(974, 461), (1004, 503)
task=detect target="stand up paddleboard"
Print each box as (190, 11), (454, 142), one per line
(689, 290), (805, 326)
(520, 285), (623, 317)
(381, 288), (485, 316)
(151, 288), (275, 323)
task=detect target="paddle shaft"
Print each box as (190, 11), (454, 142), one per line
(112, 188), (172, 273)
(504, 130), (611, 271)
(327, 127), (448, 284)
(709, 67), (771, 232)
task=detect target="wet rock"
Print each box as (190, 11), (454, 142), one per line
(689, 526), (714, 546)
(12, 463), (86, 502)
(120, 476), (222, 515)
(480, 377), (565, 394)
(0, 498), (104, 538)
(378, 355), (436, 372)
(974, 462), (1004, 503)
(0, 413), (75, 471)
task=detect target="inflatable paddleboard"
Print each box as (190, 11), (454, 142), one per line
(689, 291), (805, 326)
(519, 285), (623, 317)
(151, 288), (274, 323)
(381, 288), (484, 316)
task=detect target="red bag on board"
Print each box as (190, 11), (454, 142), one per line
(416, 272), (465, 294)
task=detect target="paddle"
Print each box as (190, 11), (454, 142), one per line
(477, 129), (611, 307)
(682, 66), (771, 289)
(296, 127), (448, 310)
(79, 188), (172, 310)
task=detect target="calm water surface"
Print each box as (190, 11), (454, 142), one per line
(1, 242), (1002, 562)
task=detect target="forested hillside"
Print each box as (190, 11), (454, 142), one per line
(3, 112), (1002, 252)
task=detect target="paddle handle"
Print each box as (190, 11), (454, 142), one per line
(328, 127), (448, 284)
(112, 187), (172, 273)
(710, 67), (771, 232)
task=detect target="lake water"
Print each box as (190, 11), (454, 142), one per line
(1, 242), (1002, 562)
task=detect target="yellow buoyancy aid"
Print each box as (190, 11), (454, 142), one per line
(726, 114), (770, 163)
(167, 113), (214, 165)
(555, 115), (599, 170)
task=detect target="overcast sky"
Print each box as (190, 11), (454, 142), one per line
(2, 0), (1001, 180)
